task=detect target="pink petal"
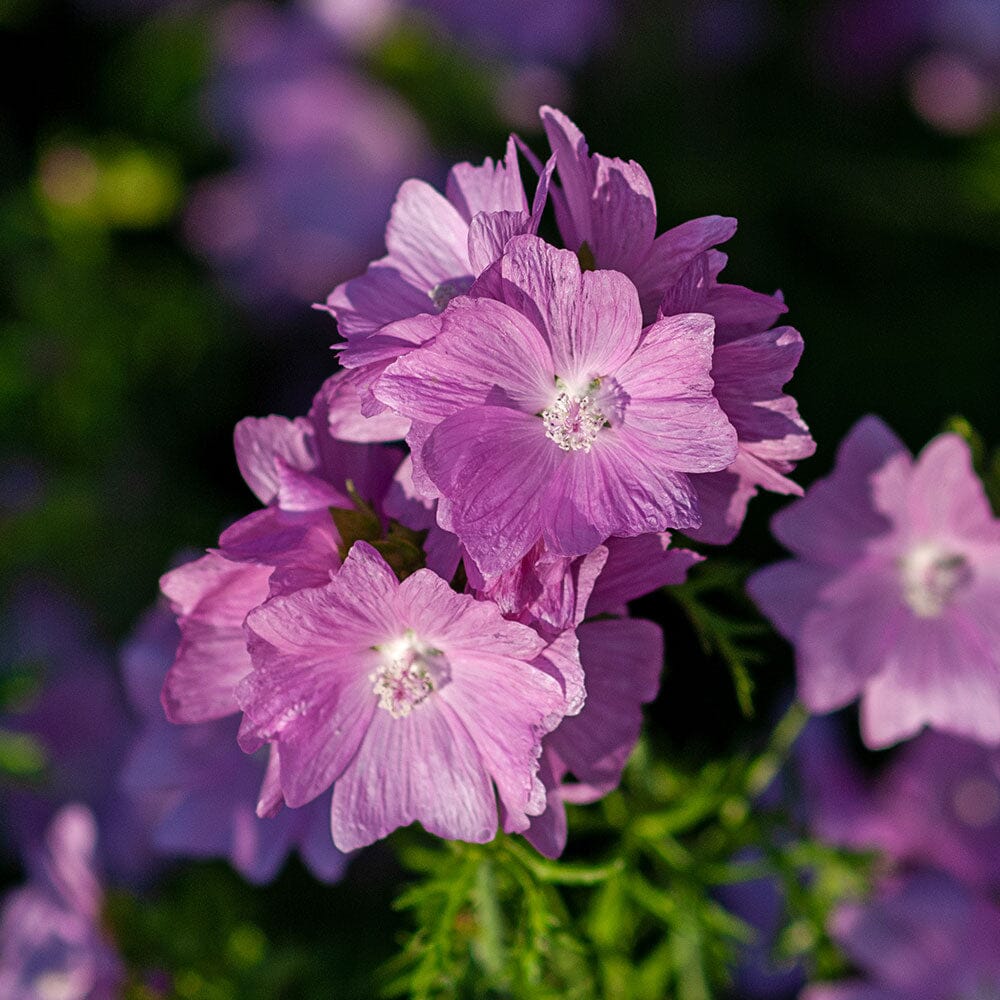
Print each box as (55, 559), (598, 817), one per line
(423, 407), (559, 576)
(445, 135), (528, 221)
(375, 297), (555, 422)
(160, 554), (271, 724)
(497, 235), (643, 380)
(331, 702), (497, 850)
(234, 415), (315, 505)
(772, 415), (907, 568)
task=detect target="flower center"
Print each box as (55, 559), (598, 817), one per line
(541, 379), (607, 453)
(428, 276), (473, 312)
(899, 541), (973, 618)
(371, 631), (448, 718)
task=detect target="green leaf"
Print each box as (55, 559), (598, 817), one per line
(329, 483), (382, 562)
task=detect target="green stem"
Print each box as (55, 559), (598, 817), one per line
(745, 701), (810, 799)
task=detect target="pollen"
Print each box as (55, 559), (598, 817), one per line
(371, 632), (448, 718)
(541, 384), (607, 453)
(428, 276), (473, 312)
(899, 542), (973, 618)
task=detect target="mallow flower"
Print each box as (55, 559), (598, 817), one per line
(803, 870), (1000, 1000)
(845, 730), (1000, 892)
(375, 234), (737, 576)
(749, 416), (1000, 749)
(237, 541), (567, 851)
(541, 105), (814, 543)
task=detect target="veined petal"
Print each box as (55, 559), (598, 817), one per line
(423, 407), (559, 576)
(331, 702), (496, 851)
(376, 297), (555, 422)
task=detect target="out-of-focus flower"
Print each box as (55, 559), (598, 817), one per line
(750, 416), (1000, 749)
(908, 50), (997, 135)
(185, 1), (435, 312)
(803, 870), (1000, 1000)
(122, 605), (347, 884)
(816, 0), (999, 133)
(0, 805), (124, 1000)
(840, 730), (1000, 892)
(0, 582), (152, 881)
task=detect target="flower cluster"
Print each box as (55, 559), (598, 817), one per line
(159, 106), (811, 857)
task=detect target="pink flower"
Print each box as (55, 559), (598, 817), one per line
(541, 105), (813, 542)
(238, 542), (567, 851)
(323, 137), (551, 404)
(375, 234), (737, 576)
(749, 416), (1000, 748)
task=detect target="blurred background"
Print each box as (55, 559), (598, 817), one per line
(1, 0), (998, 994)
(2, 0), (998, 641)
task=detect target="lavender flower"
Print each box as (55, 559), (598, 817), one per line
(376, 234), (737, 576)
(0, 805), (123, 1000)
(803, 871), (1000, 1000)
(749, 416), (1000, 749)
(238, 542), (567, 851)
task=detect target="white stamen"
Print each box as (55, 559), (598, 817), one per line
(541, 379), (607, 452)
(899, 541), (972, 618)
(371, 631), (447, 718)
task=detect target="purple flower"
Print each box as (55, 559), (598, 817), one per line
(803, 871), (1000, 1000)
(848, 730), (1000, 892)
(542, 106), (814, 543)
(238, 541), (566, 851)
(375, 234), (737, 576)
(0, 582), (153, 882)
(123, 605), (346, 884)
(185, 1), (435, 311)
(0, 805), (124, 1000)
(749, 416), (1000, 749)
(324, 136), (550, 403)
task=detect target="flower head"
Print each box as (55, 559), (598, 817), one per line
(376, 234), (737, 575)
(238, 542), (566, 850)
(749, 416), (1000, 748)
